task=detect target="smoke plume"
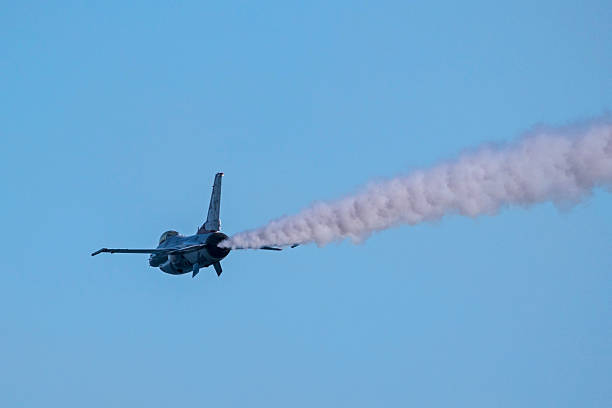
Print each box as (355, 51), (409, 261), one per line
(222, 117), (612, 249)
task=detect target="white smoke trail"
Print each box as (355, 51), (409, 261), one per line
(222, 117), (612, 249)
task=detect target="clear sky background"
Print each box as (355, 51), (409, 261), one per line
(1, 1), (610, 407)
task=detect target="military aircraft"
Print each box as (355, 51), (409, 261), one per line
(92, 173), (295, 277)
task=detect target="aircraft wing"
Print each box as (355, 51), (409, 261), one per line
(228, 246), (282, 251)
(91, 245), (209, 257)
(232, 245), (300, 251)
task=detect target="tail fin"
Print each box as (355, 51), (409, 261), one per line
(198, 172), (223, 233)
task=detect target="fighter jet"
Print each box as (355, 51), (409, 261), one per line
(92, 173), (293, 277)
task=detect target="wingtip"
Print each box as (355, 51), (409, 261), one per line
(91, 248), (106, 256)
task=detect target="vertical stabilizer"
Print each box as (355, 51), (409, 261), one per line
(199, 172), (223, 233)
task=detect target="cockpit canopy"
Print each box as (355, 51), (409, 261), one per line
(159, 230), (179, 244)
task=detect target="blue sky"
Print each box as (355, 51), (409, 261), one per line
(1, 1), (610, 407)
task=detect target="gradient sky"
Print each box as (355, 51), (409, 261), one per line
(1, 1), (611, 407)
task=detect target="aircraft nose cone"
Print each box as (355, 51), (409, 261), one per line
(205, 232), (231, 259)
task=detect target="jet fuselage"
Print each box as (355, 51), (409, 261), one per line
(150, 231), (230, 275)
(91, 173), (289, 278)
